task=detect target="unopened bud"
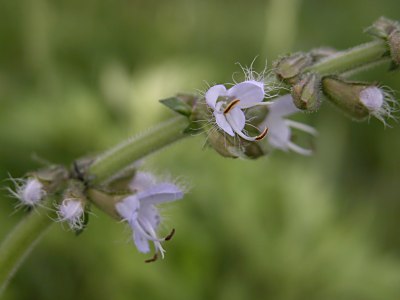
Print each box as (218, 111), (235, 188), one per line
(322, 77), (393, 121)
(274, 53), (313, 84)
(366, 17), (400, 66)
(388, 30), (400, 66)
(366, 17), (400, 39)
(206, 129), (265, 159)
(9, 177), (46, 207)
(291, 73), (322, 112)
(58, 180), (88, 232)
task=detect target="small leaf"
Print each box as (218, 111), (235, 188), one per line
(160, 97), (192, 117)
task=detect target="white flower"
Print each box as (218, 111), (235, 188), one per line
(259, 94), (317, 155)
(205, 80), (268, 141)
(57, 199), (85, 230)
(115, 172), (184, 260)
(9, 177), (46, 207)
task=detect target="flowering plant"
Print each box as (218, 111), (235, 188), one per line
(0, 16), (399, 296)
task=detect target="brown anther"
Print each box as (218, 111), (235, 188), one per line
(223, 99), (241, 114)
(144, 253), (158, 263)
(255, 127), (269, 141)
(165, 228), (176, 241)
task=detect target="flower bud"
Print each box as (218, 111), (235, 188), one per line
(388, 30), (400, 66)
(366, 17), (400, 66)
(366, 17), (399, 39)
(9, 177), (46, 207)
(206, 129), (265, 159)
(291, 73), (322, 112)
(273, 53), (313, 84)
(322, 76), (393, 121)
(57, 180), (87, 232)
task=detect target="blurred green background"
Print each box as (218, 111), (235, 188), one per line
(1, 0), (400, 299)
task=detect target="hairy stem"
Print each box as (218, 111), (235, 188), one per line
(87, 116), (189, 185)
(0, 198), (55, 295)
(305, 40), (389, 75)
(0, 38), (393, 295)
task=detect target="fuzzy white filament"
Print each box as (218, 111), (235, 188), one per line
(9, 178), (46, 207)
(57, 199), (85, 230)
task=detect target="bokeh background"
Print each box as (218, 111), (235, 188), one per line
(1, 0), (400, 299)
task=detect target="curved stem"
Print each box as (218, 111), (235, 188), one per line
(0, 39), (393, 296)
(87, 117), (189, 185)
(0, 198), (55, 295)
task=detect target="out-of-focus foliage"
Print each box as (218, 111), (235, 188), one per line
(1, 0), (400, 299)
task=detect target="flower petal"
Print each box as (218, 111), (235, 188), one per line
(227, 81), (264, 108)
(133, 231), (150, 253)
(116, 195), (140, 222)
(130, 172), (156, 192)
(226, 107), (246, 132)
(265, 116), (291, 150)
(136, 183), (183, 205)
(140, 204), (161, 229)
(269, 94), (299, 117)
(214, 112), (235, 136)
(206, 85), (227, 109)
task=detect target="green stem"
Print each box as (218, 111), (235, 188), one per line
(0, 198), (55, 295)
(87, 116), (189, 185)
(305, 40), (389, 75)
(0, 39), (393, 295)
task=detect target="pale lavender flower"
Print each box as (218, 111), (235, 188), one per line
(359, 86), (397, 123)
(259, 94), (317, 155)
(116, 172), (184, 260)
(205, 80), (268, 141)
(9, 177), (46, 207)
(57, 199), (85, 230)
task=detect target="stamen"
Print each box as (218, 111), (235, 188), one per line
(223, 99), (240, 114)
(164, 228), (175, 241)
(144, 253), (158, 263)
(255, 127), (269, 141)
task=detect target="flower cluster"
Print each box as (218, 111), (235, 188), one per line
(115, 172), (184, 261)
(205, 78), (317, 155)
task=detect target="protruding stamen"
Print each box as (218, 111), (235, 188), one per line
(164, 228), (175, 241)
(223, 99), (241, 114)
(255, 127), (269, 141)
(145, 253), (158, 263)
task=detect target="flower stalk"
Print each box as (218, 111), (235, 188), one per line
(304, 40), (389, 75)
(0, 20), (397, 294)
(0, 198), (56, 295)
(87, 117), (189, 186)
